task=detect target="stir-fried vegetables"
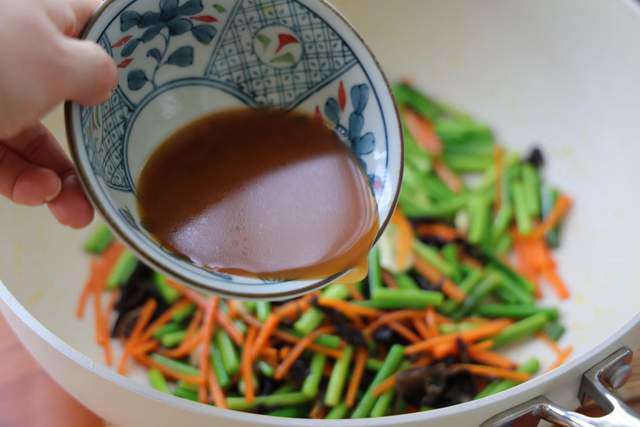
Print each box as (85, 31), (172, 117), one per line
(77, 83), (574, 418)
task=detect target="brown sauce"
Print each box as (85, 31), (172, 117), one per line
(137, 109), (379, 281)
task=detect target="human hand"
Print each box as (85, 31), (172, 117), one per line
(0, 0), (118, 228)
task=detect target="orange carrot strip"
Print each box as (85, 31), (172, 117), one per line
(134, 354), (204, 384)
(208, 371), (227, 408)
(271, 329), (343, 359)
(140, 299), (190, 342)
(413, 318), (430, 340)
(405, 319), (512, 355)
(389, 321), (421, 343)
(274, 326), (334, 380)
(533, 195), (573, 238)
(453, 364), (530, 382)
(403, 108), (442, 155)
(434, 160), (463, 193)
(547, 346), (573, 372)
(227, 300), (238, 319)
(199, 296), (220, 403)
(317, 298), (382, 318)
(412, 356), (433, 368)
(310, 401), (327, 419)
(159, 311), (203, 358)
(274, 294), (314, 320)
(77, 244), (124, 319)
(165, 279), (207, 308)
(413, 257), (466, 302)
(390, 209), (415, 269)
(381, 271), (399, 289)
(118, 299), (157, 375)
(345, 282), (364, 301)
(242, 326), (258, 403)
(364, 310), (426, 336)
(251, 314), (280, 359)
(278, 346), (291, 360)
(426, 308), (439, 338)
(415, 223), (460, 241)
(346, 348), (368, 408)
(372, 374), (397, 398)
(131, 340), (159, 355)
(217, 310), (244, 346)
(543, 268), (571, 300)
(468, 349), (516, 369)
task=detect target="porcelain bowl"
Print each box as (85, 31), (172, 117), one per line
(65, 0), (402, 299)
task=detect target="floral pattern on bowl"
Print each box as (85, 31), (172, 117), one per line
(66, 0), (402, 299)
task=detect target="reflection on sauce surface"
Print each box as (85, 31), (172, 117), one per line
(138, 109), (378, 280)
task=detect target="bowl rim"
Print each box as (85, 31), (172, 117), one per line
(64, 0), (404, 300)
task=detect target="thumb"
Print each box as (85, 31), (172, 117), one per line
(61, 38), (118, 106)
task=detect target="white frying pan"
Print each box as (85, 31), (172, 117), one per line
(2, 0), (640, 425)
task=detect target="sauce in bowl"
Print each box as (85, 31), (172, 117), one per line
(137, 109), (378, 281)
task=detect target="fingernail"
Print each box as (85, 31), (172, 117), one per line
(44, 175), (63, 203)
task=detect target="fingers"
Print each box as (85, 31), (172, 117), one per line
(66, 0), (101, 36)
(3, 125), (74, 174)
(60, 38), (118, 106)
(2, 124), (95, 228)
(48, 174), (94, 228)
(0, 144), (62, 206)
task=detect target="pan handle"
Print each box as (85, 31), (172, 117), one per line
(481, 347), (640, 427)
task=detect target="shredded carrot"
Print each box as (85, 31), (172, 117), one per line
(77, 244), (124, 319)
(461, 254), (484, 270)
(134, 354), (204, 384)
(93, 289), (106, 346)
(199, 296), (220, 403)
(309, 401), (327, 419)
(413, 318), (430, 340)
(426, 307), (439, 338)
(389, 321), (421, 343)
(251, 314), (280, 359)
(131, 340), (159, 356)
(346, 348), (368, 408)
(547, 346), (573, 372)
(372, 374), (397, 397)
(208, 371), (227, 408)
(274, 294), (314, 320)
(468, 348), (516, 370)
(434, 160), (463, 193)
(345, 282), (364, 300)
(159, 311), (203, 358)
(217, 310), (243, 346)
(317, 298), (382, 318)
(471, 340), (494, 351)
(242, 326), (258, 403)
(227, 300), (238, 319)
(432, 342), (456, 359)
(411, 356), (433, 368)
(413, 257), (466, 302)
(274, 326), (334, 380)
(118, 299), (157, 375)
(543, 268), (570, 300)
(415, 223), (460, 241)
(364, 310), (426, 336)
(390, 209), (415, 269)
(405, 319), (512, 355)
(278, 346), (291, 360)
(165, 279), (207, 308)
(270, 329), (343, 359)
(381, 271), (399, 289)
(533, 195), (573, 238)
(403, 108), (442, 155)
(453, 364), (530, 382)
(537, 332), (562, 356)
(140, 299), (190, 342)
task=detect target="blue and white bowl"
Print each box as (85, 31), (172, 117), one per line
(66, 0), (403, 299)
